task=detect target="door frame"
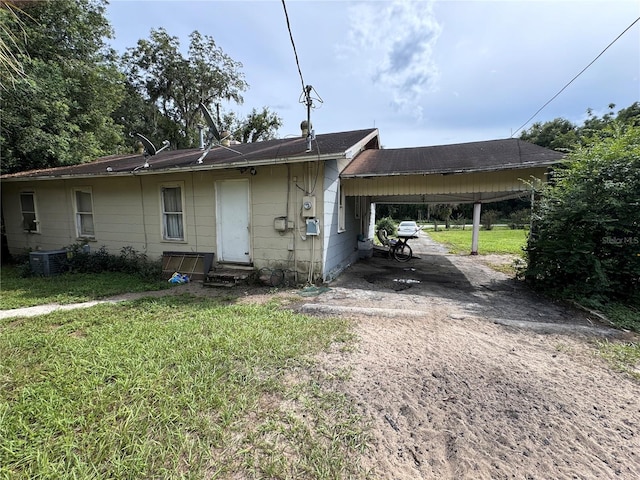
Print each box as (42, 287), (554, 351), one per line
(215, 178), (252, 264)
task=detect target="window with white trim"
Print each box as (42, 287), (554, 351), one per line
(161, 185), (184, 241)
(74, 188), (95, 238)
(20, 191), (39, 232)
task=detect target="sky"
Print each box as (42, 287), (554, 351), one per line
(105, 0), (640, 149)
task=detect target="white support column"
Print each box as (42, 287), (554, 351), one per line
(369, 202), (376, 240)
(471, 201), (482, 255)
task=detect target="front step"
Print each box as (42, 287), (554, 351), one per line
(203, 265), (255, 288)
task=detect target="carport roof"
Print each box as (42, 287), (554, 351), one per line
(341, 138), (566, 177)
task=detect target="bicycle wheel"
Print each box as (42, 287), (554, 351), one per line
(393, 243), (412, 262)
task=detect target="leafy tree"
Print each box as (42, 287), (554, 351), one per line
(222, 107), (283, 143)
(519, 118), (579, 151)
(121, 28), (248, 149)
(523, 123), (640, 305)
(0, 0), (125, 173)
(520, 102), (640, 152)
(0, 1), (27, 89)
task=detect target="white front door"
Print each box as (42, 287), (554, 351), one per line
(216, 179), (251, 263)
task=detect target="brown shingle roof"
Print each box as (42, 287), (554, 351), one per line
(341, 138), (566, 177)
(2, 128), (378, 180)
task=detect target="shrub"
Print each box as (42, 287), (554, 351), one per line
(38, 243), (163, 281)
(524, 123), (640, 306)
(376, 216), (396, 237)
(509, 209), (530, 230)
(481, 210), (499, 230)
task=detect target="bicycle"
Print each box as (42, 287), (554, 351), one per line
(376, 229), (415, 262)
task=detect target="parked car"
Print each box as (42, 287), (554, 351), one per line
(397, 221), (421, 237)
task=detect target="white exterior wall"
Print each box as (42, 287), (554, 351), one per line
(1, 163), (331, 280)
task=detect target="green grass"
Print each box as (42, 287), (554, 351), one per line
(0, 266), (168, 309)
(0, 295), (367, 479)
(597, 340), (640, 381)
(427, 228), (527, 255)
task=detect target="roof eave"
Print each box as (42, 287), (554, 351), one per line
(341, 161), (563, 179)
(1, 151), (348, 182)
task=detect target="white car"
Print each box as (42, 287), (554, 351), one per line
(397, 221), (421, 237)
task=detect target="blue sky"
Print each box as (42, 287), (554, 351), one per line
(105, 0), (640, 148)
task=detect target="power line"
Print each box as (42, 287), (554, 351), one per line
(511, 16), (640, 138)
(281, 0), (306, 96)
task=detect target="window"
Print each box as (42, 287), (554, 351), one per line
(74, 189), (95, 238)
(20, 192), (39, 232)
(161, 185), (184, 241)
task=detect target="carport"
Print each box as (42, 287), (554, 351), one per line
(341, 138), (566, 254)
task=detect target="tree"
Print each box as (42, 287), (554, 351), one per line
(222, 107), (283, 143)
(0, 0), (125, 173)
(0, 1), (27, 89)
(121, 28), (248, 149)
(520, 102), (640, 152)
(519, 118), (579, 151)
(523, 123), (640, 304)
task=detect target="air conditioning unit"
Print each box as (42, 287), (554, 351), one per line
(29, 249), (68, 276)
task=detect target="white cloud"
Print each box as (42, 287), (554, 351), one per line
(343, 0), (442, 117)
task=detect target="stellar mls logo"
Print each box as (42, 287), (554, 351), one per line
(602, 236), (639, 245)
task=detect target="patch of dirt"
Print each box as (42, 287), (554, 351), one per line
(299, 235), (640, 479)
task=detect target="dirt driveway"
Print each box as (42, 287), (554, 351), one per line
(298, 234), (640, 479)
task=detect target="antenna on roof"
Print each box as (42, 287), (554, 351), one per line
(135, 134), (170, 157)
(299, 85), (322, 152)
(196, 103), (243, 164)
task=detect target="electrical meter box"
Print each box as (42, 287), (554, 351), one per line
(301, 196), (316, 217)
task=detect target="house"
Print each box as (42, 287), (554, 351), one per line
(1, 128), (380, 283)
(0, 128), (564, 283)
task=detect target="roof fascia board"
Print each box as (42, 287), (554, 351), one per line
(0, 152), (346, 182)
(341, 161), (564, 179)
(344, 129), (380, 159)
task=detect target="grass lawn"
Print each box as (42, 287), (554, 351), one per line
(0, 267), (169, 309)
(0, 294), (366, 478)
(427, 228), (527, 255)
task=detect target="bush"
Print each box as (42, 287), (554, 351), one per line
(21, 243), (162, 281)
(481, 210), (499, 230)
(509, 209), (530, 230)
(524, 124), (640, 307)
(376, 216), (396, 237)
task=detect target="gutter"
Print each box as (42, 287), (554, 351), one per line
(340, 161), (566, 179)
(0, 151), (347, 182)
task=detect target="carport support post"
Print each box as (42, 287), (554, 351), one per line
(471, 201), (481, 255)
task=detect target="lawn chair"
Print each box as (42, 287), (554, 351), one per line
(376, 229), (413, 262)
(376, 229), (396, 255)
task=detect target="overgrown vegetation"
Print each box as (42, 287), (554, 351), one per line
(0, 296), (367, 478)
(523, 124), (640, 331)
(0, 266), (167, 309)
(13, 243), (162, 281)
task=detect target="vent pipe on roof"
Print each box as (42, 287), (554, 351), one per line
(197, 124), (205, 150)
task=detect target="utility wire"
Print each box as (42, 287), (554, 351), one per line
(281, 0), (306, 96)
(511, 16), (640, 138)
